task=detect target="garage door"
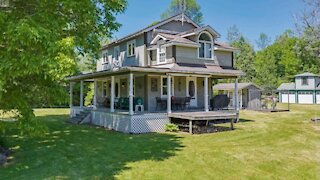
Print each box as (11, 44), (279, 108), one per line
(281, 93), (296, 103)
(298, 91), (313, 104)
(317, 92), (320, 104)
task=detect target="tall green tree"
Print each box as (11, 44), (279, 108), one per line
(0, 0), (127, 135)
(226, 25), (241, 44)
(232, 36), (256, 82)
(254, 31), (301, 90)
(161, 0), (203, 25)
(295, 0), (320, 74)
(256, 33), (271, 50)
(227, 25), (256, 82)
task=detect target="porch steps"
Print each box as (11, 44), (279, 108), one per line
(68, 110), (91, 124)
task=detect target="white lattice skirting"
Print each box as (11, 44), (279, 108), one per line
(88, 110), (169, 134)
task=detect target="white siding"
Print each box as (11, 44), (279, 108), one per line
(316, 92), (320, 104)
(295, 77), (316, 90)
(215, 51), (233, 67)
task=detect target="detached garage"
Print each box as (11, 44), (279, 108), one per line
(278, 72), (320, 105)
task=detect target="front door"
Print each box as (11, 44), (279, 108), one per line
(186, 77), (197, 107)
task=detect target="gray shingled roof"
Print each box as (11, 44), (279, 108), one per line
(101, 13), (199, 49)
(277, 83), (295, 90)
(295, 72), (320, 77)
(215, 42), (239, 51)
(157, 33), (198, 45)
(67, 63), (244, 81)
(212, 83), (261, 91)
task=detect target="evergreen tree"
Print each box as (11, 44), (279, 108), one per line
(161, 0), (203, 25)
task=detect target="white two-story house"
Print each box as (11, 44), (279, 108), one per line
(278, 72), (320, 104)
(67, 13), (244, 133)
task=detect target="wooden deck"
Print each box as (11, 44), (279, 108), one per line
(168, 111), (239, 134)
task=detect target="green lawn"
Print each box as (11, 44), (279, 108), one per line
(0, 104), (320, 179)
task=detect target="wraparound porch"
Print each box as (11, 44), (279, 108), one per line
(67, 66), (242, 133)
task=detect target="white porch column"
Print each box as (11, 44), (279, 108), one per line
(93, 80), (97, 110)
(234, 78), (238, 111)
(167, 74), (172, 113)
(129, 73), (134, 115)
(110, 76), (115, 113)
(204, 77), (209, 112)
(69, 82), (73, 108)
(80, 80), (84, 108)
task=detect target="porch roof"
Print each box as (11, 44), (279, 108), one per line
(212, 82), (262, 91)
(66, 63), (245, 81)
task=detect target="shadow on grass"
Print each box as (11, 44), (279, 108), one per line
(237, 118), (255, 123)
(0, 114), (183, 179)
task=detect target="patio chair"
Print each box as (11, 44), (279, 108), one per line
(155, 97), (166, 111)
(184, 97), (191, 110)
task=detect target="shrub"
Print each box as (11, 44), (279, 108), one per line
(165, 123), (179, 132)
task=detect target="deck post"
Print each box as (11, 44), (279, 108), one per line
(93, 80), (97, 110)
(80, 80), (84, 108)
(230, 118), (234, 130)
(110, 76), (115, 113)
(69, 82), (73, 108)
(167, 74), (172, 113)
(234, 78), (238, 111)
(129, 73), (134, 115)
(234, 78), (239, 122)
(204, 77), (209, 112)
(189, 120), (193, 134)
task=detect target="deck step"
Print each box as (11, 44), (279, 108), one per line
(68, 110), (91, 124)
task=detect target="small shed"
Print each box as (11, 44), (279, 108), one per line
(212, 83), (262, 109)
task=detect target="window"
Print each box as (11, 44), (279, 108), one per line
(114, 46), (120, 60)
(161, 77), (174, 97)
(302, 77), (308, 86)
(115, 83), (119, 98)
(299, 91), (312, 94)
(102, 82), (108, 97)
(198, 32), (213, 59)
(102, 51), (108, 64)
(158, 45), (166, 63)
(127, 40), (135, 57)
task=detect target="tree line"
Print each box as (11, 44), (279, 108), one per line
(227, 1), (320, 91)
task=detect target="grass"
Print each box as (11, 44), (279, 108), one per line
(0, 104), (320, 179)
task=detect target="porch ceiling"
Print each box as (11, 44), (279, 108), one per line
(66, 64), (244, 81)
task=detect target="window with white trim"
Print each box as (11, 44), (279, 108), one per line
(102, 51), (108, 64)
(198, 32), (213, 59)
(127, 40), (135, 57)
(161, 76), (174, 97)
(114, 46), (120, 60)
(158, 45), (166, 63)
(301, 77), (308, 86)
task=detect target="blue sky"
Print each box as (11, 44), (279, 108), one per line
(114, 0), (305, 46)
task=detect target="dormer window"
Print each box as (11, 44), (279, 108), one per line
(158, 45), (166, 64)
(198, 32), (213, 59)
(127, 40), (135, 57)
(302, 77), (308, 86)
